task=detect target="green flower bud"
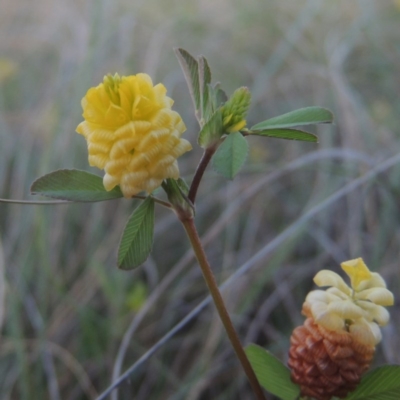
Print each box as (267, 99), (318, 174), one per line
(221, 87), (251, 132)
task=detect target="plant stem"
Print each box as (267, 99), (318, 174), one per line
(180, 217), (266, 400)
(0, 196), (172, 208)
(0, 198), (70, 205)
(188, 145), (217, 204)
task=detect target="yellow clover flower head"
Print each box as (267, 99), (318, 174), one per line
(76, 73), (192, 198)
(305, 258), (394, 346)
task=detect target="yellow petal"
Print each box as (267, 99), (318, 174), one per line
(314, 270), (351, 295)
(327, 300), (365, 320)
(103, 173), (119, 191)
(306, 290), (343, 304)
(349, 318), (381, 346)
(357, 301), (390, 326)
(341, 258), (372, 290)
(308, 297), (346, 331)
(356, 287), (394, 306)
(326, 287), (350, 300)
(314, 311), (345, 331)
(306, 290), (330, 304)
(227, 119), (247, 132)
(357, 272), (387, 290)
(309, 300), (329, 318)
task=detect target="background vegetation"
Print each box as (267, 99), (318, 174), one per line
(0, 0), (399, 399)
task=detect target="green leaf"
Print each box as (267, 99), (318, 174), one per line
(174, 48), (201, 117)
(118, 197), (155, 270)
(345, 365), (400, 400)
(212, 131), (248, 179)
(198, 56), (212, 120)
(247, 128), (318, 142)
(31, 169), (123, 202)
(204, 82), (228, 118)
(162, 178), (194, 217)
(211, 82), (228, 108)
(251, 106), (333, 130)
(198, 108), (223, 148)
(245, 344), (300, 400)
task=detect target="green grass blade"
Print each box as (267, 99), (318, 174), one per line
(30, 169), (123, 202)
(251, 106), (333, 130)
(345, 365), (400, 400)
(245, 344), (300, 400)
(248, 128), (318, 142)
(212, 131), (248, 179)
(118, 197), (155, 270)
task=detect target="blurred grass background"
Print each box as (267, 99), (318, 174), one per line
(0, 0), (400, 399)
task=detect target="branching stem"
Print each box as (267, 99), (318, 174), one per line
(188, 145), (217, 203)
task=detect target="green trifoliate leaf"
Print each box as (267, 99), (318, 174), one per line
(246, 128), (318, 142)
(118, 197), (155, 270)
(251, 106), (333, 130)
(198, 108), (224, 148)
(31, 169), (123, 202)
(245, 344), (300, 400)
(212, 131), (248, 180)
(174, 48), (201, 118)
(345, 365), (400, 400)
(221, 87), (251, 132)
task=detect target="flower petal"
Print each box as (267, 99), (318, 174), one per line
(306, 290), (330, 304)
(309, 300), (328, 318)
(356, 287), (394, 306)
(349, 318), (382, 346)
(341, 258), (372, 290)
(327, 300), (365, 320)
(314, 311), (345, 331)
(357, 301), (390, 326)
(357, 272), (387, 290)
(326, 287), (351, 300)
(313, 270), (351, 295)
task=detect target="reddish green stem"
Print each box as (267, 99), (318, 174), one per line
(180, 217), (266, 400)
(188, 145), (217, 204)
